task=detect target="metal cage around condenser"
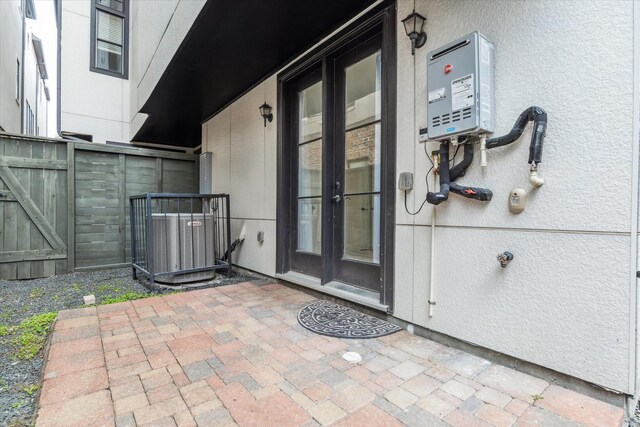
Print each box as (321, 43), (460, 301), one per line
(130, 193), (232, 285)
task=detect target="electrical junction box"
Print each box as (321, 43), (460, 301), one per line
(427, 31), (494, 141)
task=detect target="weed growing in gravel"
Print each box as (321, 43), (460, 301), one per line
(10, 400), (26, 409)
(0, 325), (12, 336)
(97, 283), (123, 294)
(71, 283), (81, 292)
(28, 288), (45, 299)
(101, 291), (153, 305)
(21, 385), (39, 396)
(7, 312), (57, 360)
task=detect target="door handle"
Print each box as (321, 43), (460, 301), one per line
(332, 195), (341, 203)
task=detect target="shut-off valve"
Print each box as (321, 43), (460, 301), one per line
(497, 251), (514, 268)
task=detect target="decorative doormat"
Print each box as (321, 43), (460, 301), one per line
(297, 300), (402, 339)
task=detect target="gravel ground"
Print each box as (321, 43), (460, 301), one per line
(0, 267), (257, 426)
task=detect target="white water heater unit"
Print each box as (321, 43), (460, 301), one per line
(427, 31), (495, 140)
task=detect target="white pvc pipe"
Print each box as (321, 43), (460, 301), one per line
(429, 156), (438, 317)
(480, 134), (487, 168)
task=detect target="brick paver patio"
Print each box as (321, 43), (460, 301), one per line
(36, 281), (624, 426)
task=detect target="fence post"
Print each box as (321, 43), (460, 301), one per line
(146, 194), (154, 284)
(226, 194), (232, 277)
(66, 142), (75, 273)
(130, 198), (137, 279)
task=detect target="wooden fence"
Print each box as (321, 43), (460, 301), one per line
(0, 133), (198, 280)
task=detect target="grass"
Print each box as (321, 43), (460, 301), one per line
(0, 312), (58, 360)
(101, 291), (154, 305)
(28, 288), (45, 299)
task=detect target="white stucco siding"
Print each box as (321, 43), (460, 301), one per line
(129, 0), (206, 141)
(202, 0), (637, 394)
(393, 0), (636, 394)
(410, 227), (630, 392)
(0, 0), (23, 133)
(404, 0), (634, 232)
(60, 0), (130, 143)
(203, 78), (278, 277)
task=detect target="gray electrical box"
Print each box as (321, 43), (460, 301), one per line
(427, 31), (494, 140)
(199, 152), (212, 194)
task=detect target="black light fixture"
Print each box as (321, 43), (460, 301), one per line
(402, 10), (427, 55)
(259, 103), (273, 127)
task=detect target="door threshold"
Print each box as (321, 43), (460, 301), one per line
(276, 271), (388, 313)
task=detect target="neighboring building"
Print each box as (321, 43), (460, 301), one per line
(0, 0), (49, 135)
(23, 32), (51, 137)
(57, 0), (130, 143)
(58, 0), (640, 415)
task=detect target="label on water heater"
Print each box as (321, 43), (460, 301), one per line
(428, 87), (446, 104)
(451, 73), (474, 111)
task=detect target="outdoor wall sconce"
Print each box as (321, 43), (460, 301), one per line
(402, 10), (427, 55)
(259, 103), (273, 127)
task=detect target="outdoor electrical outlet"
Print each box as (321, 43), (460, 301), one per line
(398, 172), (414, 191)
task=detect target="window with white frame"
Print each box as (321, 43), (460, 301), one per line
(91, 0), (128, 78)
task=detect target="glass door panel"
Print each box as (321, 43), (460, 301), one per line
(332, 36), (383, 291)
(289, 68), (324, 278)
(296, 81), (323, 255)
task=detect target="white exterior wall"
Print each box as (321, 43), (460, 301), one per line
(128, 0), (206, 141)
(60, 0), (129, 143)
(394, 0), (636, 395)
(202, 0), (638, 395)
(201, 78), (278, 277)
(0, 0), (23, 133)
(23, 30), (48, 136)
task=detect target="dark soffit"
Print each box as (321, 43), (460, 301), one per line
(133, 0), (376, 148)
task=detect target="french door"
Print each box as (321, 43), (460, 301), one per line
(278, 9), (395, 301)
(332, 35), (383, 290)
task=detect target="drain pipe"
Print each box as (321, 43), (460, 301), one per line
(429, 152), (439, 317)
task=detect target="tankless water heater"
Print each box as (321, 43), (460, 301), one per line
(427, 31), (494, 140)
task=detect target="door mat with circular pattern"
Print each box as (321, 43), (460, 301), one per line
(297, 300), (402, 339)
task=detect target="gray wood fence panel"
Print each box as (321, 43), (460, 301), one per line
(74, 151), (122, 269)
(0, 133), (197, 278)
(0, 137), (69, 279)
(123, 156), (158, 262)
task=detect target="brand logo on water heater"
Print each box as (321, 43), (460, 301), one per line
(447, 127), (455, 132)
(444, 64), (452, 74)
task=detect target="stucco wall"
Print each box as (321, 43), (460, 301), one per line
(202, 0), (637, 394)
(0, 0), (23, 133)
(60, 0), (130, 143)
(394, 0), (636, 394)
(202, 77), (278, 277)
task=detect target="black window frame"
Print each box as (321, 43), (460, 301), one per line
(90, 0), (129, 79)
(276, 2), (396, 309)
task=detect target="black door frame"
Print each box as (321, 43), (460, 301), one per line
(276, 2), (396, 310)
(331, 32), (384, 291)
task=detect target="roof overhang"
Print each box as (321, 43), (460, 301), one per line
(133, 0), (377, 148)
